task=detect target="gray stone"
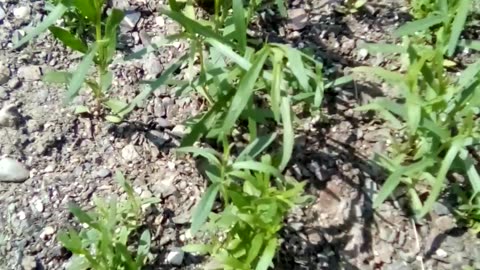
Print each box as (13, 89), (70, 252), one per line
(18, 66), (42, 81)
(287, 9), (308, 31)
(146, 130), (169, 147)
(166, 248), (184, 265)
(112, 0), (129, 9)
(171, 125), (187, 138)
(0, 158), (29, 182)
(0, 6), (5, 21)
(0, 62), (10, 85)
(432, 202), (450, 216)
(384, 261), (410, 270)
(8, 77), (21, 89)
(0, 104), (22, 128)
(156, 118), (173, 128)
(121, 144), (141, 162)
(94, 168), (111, 178)
(121, 11), (141, 30)
(144, 53), (162, 77)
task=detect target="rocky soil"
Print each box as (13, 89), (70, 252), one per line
(0, 0), (479, 270)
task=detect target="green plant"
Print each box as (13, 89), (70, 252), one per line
(59, 171), (160, 270)
(177, 135), (312, 269)
(399, 0), (472, 57)
(335, 0), (367, 14)
(161, 6), (350, 169)
(355, 8), (480, 219)
(13, 0), (137, 122)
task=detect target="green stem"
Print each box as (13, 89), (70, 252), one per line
(198, 41), (214, 105)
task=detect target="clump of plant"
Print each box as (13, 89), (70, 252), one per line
(177, 135), (313, 269)
(59, 171), (160, 270)
(14, 0), (136, 123)
(355, 1), (480, 219)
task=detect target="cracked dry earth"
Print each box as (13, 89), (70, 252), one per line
(0, 0), (480, 270)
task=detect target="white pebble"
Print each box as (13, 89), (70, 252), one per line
(13, 6), (30, 20)
(166, 248), (184, 265)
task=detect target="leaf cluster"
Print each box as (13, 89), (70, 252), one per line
(59, 171), (160, 270)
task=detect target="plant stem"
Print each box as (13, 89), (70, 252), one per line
(95, 13), (105, 109)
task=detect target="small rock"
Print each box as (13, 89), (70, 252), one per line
(8, 77), (21, 89)
(121, 11), (141, 30)
(18, 66), (42, 81)
(357, 48), (369, 61)
(432, 202), (450, 216)
(166, 248), (184, 265)
(146, 130), (169, 147)
(385, 261), (410, 270)
(434, 215), (455, 232)
(21, 255), (36, 270)
(171, 125), (187, 138)
(0, 62), (9, 85)
(44, 164), (55, 173)
(33, 199), (44, 212)
(155, 16), (165, 27)
(0, 6), (5, 21)
(112, 0), (129, 9)
(156, 118), (173, 128)
(13, 6), (31, 20)
(0, 157), (29, 182)
(287, 9), (308, 31)
(290, 222), (303, 231)
(435, 248), (448, 258)
(121, 144), (141, 162)
(0, 104), (22, 128)
(94, 168), (111, 179)
(40, 226), (55, 239)
(144, 53), (163, 77)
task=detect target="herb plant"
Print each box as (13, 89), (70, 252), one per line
(177, 135), (312, 269)
(355, 0), (480, 219)
(13, 0), (135, 122)
(59, 171), (160, 270)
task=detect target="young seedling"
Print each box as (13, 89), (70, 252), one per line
(14, 0), (132, 123)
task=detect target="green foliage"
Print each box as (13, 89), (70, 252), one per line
(356, 5), (480, 219)
(59, 171), (160, 270)
(178, 137), (313, 270)
(14, 0), (136, 122)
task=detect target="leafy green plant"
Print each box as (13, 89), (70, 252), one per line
(13, 0), (136, 122)
(177, 135), (312, 269)
(355, 17), (480, 219)
(398, 0), (472, 57)
(59, 171), (160, 270)
(160, 6), (350, 170)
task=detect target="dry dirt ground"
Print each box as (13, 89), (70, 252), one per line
(0, 0), (479, 269)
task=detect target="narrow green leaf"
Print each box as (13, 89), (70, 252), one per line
(105, 9), (124, 62)
(182, 244), (213, 255)
(279, 97), (293, 171)
(49, 26), (88, 53)
(43, 71), (72, 84)
(136, 230), (151, 265)
(255, 238), (277, 270)
(275, 0), (287, 17)
(176, 146), (221, 166)
(232, 0), (247, 52)
(104, 99), (128, 114)
(459, 39), (480, 51)
(246, 233), (264, 264)
(161, 9), (231, 45)
(13, 3), (68, 49)
(314, 64), (324, 108)
(190, 183), (220, 235)
(66, 44), (98, 102)
(457, 58), (480, 90)
(101, 71), (113, 92)
(222, 48), (269, 133)
(207, 38), (251, 70)
(418, 141), (461, 217)
(285, 47), (310, 91)
(68, 203), (97, 228)
(72, 0), (97, 22)
(237, 133), (277, 161)
(393, 14), (444, 37)
(353, 66), (404, 85)
(105, 115), (122, 123)
(270, 49), (283, 121)
(459, 149), (480, 193)
(447, 0), (471, 56)
(232, 161), (282, 178)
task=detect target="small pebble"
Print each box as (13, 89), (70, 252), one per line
(13, 6), (31, 20)
(166, 248), (184, 265)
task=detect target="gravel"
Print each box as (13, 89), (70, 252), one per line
(0, 157), (29, 182)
